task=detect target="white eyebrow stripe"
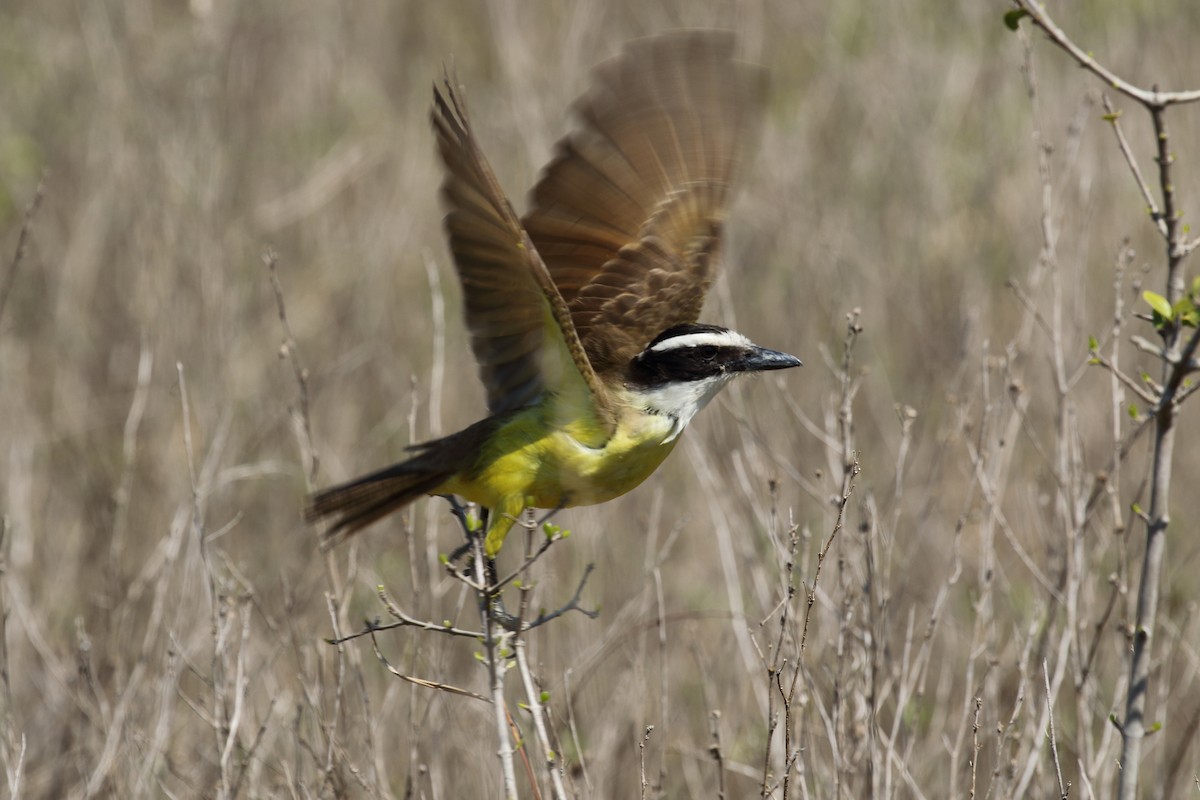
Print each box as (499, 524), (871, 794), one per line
(648, 330), (752, 353)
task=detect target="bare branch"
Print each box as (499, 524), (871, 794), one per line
(1100, 96), (1168, 239)
(1087, 347), (1158, 406)
(366, 631), (490, 702)
(1011, 1), (1200, 107)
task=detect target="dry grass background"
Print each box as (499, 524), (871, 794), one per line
(2, 1), (1200, 797)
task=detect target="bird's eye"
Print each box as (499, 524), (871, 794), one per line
(699, 345), (718, 361)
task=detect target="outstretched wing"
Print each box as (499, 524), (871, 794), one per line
(522, 31), (764, 374)
(432, 80), (614, 439)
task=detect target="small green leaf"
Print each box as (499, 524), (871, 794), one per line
(1003, 9), (1029, 30)
(540, 691), (551, 703)
(1128, 403), (1139, 419)
(1149, 721), (1163, 734)
(1088, 335), (1099, 351)
(1102, 111), (1121, 122)
(1141, 372), (1152, 384)
(1131, 502), (1143, 516)
(1179, 307), (1199, 328)
(1144, 290), (1173, 320)
(438, 553), (450, 565)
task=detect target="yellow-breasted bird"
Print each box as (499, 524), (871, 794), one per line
(305, 31), (801, 556)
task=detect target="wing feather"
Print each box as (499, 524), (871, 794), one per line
(432, 81), (613, 436)
(523, 31), (764, 374)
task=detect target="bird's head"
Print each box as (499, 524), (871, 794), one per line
(625, 323), (802, 430)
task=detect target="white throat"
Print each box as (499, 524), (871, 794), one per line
(631, 374), (735, 442)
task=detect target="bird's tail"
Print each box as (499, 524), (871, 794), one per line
(304, 418), (498, 549)
(304, 459), (455, 550)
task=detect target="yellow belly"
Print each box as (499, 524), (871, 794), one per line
(437, 406), (679, 554)
(441, 408), (678, 510)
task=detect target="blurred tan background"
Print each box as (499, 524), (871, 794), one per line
(2, 1), (1199, 797)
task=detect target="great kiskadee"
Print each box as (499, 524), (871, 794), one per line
(305, 32), (801, 556)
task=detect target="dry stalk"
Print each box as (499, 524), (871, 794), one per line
(0, 174), (46, 329)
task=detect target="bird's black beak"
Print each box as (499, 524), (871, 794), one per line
(736, 346), (803, 373)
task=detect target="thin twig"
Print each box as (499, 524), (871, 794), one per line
(1086, 348), (1157, 406)
(218, 600), (252, 789)
(510, 518), (568, 799)
(1011, 1), (1200, 107)
(562, 668), (591, 792)
(653, 564), (669, 791)
(1158, 326), (1200, 404)
(1079, 574), (1122, 686)
(321, 593), (348, 795)
(0, 174), (46, 329)
(228, 694), (278, 800)
(517, 565), (598, 631)
(1099, 97), (1168, 238)
(970, 698), (981, 799)
(327, 606), (483, 644)
(639, 726), (654, 800)
(1044, 661), (1069, 799)
(264, 249), (318, 484)
(709, 710), (727, 800)
(493, 524), (569, 592)
(366, 630), (489, 702)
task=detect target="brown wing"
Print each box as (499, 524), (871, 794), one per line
(522, 31), (764, 374)
(432, 80), (614, 435)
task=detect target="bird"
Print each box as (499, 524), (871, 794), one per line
(305, 31), (801, 558)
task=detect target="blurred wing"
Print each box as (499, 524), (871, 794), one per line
(433, 82), (614, 435)
(522, 31), (764, 374)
